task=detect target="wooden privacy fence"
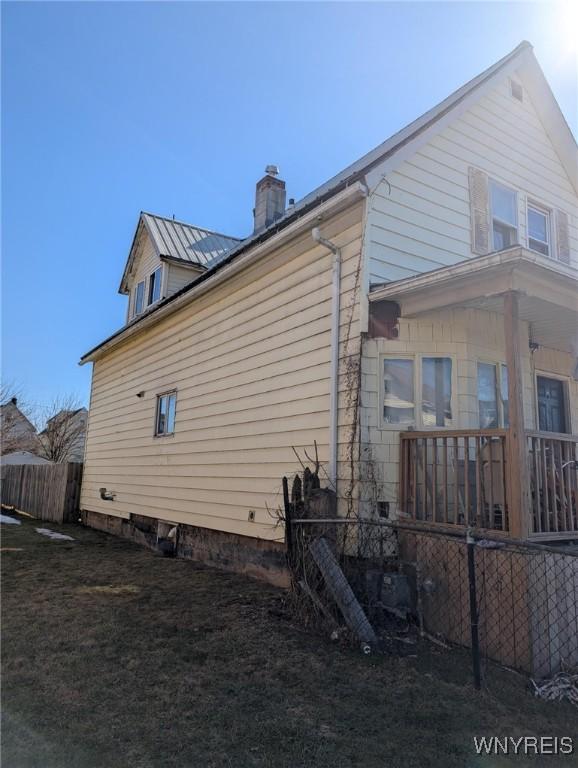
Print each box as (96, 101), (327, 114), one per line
(1, 462), (83, 523)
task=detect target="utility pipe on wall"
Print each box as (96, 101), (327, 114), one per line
(311, 226), (341, 491)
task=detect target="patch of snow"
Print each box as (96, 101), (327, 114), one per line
(35, 528), (75, 541)
(1, 514), (21, 525)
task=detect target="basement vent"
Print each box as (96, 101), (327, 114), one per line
(377, 501), (390, 519)
(510, 79), (523, 102)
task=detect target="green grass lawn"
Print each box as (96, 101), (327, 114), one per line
(1, 514), (576, 768)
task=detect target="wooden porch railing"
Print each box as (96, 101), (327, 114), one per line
(400, 429), (578, 539)
(527, 432), (578, 538)
(400, 430), (509, 531)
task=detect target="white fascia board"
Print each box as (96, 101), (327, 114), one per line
(368, 247), (578, 315)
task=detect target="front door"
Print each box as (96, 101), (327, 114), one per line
(537, 376), (567, 433)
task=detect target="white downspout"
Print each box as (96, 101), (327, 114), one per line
(312, 226), (341, 491)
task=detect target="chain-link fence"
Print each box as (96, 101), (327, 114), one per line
(288, 516), (578, 686)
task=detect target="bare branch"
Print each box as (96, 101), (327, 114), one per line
(37, 394), (87, 463)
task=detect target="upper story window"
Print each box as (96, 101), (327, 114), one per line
(134, 280), (145, 317)
(490, 180), (518, 251)
(527, 203), (551, 257)
(148, 267), (162, 306)
(155, 391), (177, 436)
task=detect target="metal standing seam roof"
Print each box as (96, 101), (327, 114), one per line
(142, 213), (241, 269)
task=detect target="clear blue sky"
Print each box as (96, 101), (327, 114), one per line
(2, 1), (576, 408)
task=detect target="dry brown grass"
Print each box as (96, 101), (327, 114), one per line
(2, 516), (576, 768)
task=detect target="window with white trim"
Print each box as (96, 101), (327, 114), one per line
(383, 358), (415, 425)
(133, 280), (145, 317)
(421, 357), (453, 427)
(148, 266), (162, 306)
(382, 356), (453, 427)
(490, 180), (518, 251)
(527, 203), (550, 257)
(155, 391), (177, 436)
(477, 362), (509, 428)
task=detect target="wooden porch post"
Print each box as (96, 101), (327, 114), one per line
(503, 291), (530, 539)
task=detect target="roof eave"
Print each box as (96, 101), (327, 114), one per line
(369, 247), (578, 314)
(80, 181), (369, 365)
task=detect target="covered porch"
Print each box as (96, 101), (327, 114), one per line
(369, 247), (578, 541)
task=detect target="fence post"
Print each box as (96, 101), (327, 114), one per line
(466, 529), (482, 689)
(282, 476), (293, 562)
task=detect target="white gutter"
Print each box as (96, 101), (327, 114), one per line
(311, 227), (341, 492)
(81, 181), (368, 364)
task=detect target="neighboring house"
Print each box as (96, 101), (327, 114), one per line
(1, 451), (52, 466)
(0, 398), (40, 456)
(39, 408), (88, 463)
(80, 42), (578, 581)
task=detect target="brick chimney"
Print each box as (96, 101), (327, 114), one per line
(253, 165), (286, 233)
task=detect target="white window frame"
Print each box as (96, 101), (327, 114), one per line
(381, 354), (416, 429)
(526, 201), (551, 258)
(154, 390), (177, 437)
(379, 354), (456, 430)
(477, 360), (509, 429)
(147, 266), (163, 307)
(133, 280), (145, 318)
(489, 179), (518, 252)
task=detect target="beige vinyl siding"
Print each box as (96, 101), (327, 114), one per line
(166, 262), (204, 296)
(358, 308), (577, 516)
(126, 237), (163, 319)
(81, 202), (364, 540)
(367, 74), (578, 284)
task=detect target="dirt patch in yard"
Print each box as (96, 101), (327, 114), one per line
(1, 517), (576, 768)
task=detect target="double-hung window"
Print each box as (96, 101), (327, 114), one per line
(383, 358), (415, 425)
(477, 362), (509, 428)
(421, 357), (453, 427)
(134, 280), (145, 317)
(382, 356), (453, 427)
(490, 180), (518, 251)
(148, 266), (162, 306)
(155, 391), (177, 436)
(527, 203), (550, 257)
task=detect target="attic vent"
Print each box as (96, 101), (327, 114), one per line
(510, 79), (523, 102)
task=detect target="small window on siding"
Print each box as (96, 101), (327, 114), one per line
(383, 359), (415, 424)
(148, 267), (162, 306)
(134, 280), (145, 317)
(527, 204), (550, 257)
(490, 181), (518, 251)
(477, 362), (509, 428)
(421, 357), (452, 427)
(155, 391), (177, 436)
(510, 79), (523, 102)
